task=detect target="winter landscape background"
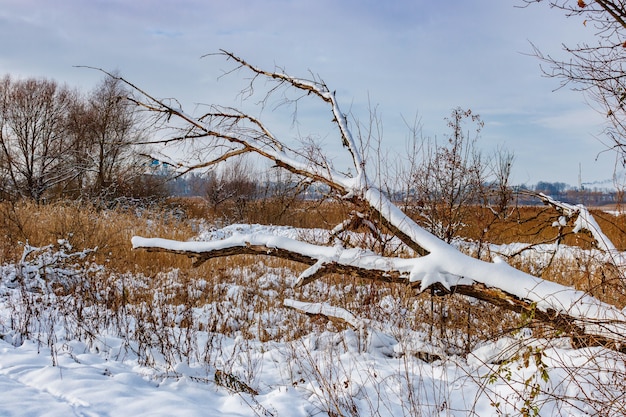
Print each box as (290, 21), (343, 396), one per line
(2, 2), (626, 416)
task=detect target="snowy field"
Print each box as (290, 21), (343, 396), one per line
(1, 224), (624, 416)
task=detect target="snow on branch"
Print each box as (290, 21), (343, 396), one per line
(283, 298), (364, 330)
(537, 192), (626, 268)
(132, 229), (626, 351)
(131, 233), (411, 285)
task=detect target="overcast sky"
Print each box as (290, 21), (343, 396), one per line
(0, 0), (617, 187)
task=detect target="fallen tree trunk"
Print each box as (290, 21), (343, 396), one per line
(133, 233), (626, 352)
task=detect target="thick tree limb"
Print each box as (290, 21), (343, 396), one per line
(533, 191), (626, 269)
(133, 233), (626, 352)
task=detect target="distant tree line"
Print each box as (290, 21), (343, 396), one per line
(0, 73), (327, 207)
(514, 181), (622, 206)
(2, 72), (619, 214)
(0, 73), (168, 202)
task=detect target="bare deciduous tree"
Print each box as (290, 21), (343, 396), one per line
(64, 93), (93, 196)
(207, 159), (253, 205)
(199, 157), (258, 222)
(0, 74), (148, 201)
(409, 107), (486, 243)
(66, 74), (148, 198)
(86, 74), (144, 194)
(125, 51), (626, 352)
(523, 0), (626, 162)
(0, 76), (77, 201)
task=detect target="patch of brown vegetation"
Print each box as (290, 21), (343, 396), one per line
(2, 198), (624, 352)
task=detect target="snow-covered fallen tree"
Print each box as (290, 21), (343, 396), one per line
(126, 51), (626, 352)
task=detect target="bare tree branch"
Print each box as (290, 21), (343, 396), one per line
(218, 50), (367, 184)
(523, 1), (626, 162)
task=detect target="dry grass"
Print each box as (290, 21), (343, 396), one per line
(2, 198), (625, 352)
(169, 197), (351, 229)
(0, 200), (196, 274)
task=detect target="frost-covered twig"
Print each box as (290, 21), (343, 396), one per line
(12, 242), (97, 291)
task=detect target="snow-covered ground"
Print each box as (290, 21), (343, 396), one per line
(1, 224), (624, 416)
